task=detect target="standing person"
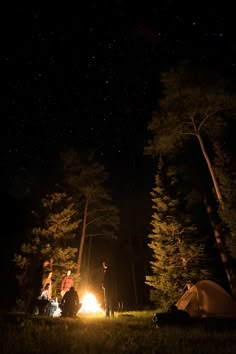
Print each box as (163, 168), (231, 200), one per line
(102, 261), (115, 317)
(60, 286), (81, 317)
(61, 270), (74, 297)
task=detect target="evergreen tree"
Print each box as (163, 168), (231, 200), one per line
(146, 159), (206, 310)
(14, 192), (80, 310)
(59, 148), (120, 281)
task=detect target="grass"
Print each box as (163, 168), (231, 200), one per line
(1, 310), (236, 353)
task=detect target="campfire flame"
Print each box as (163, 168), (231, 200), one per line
(79, 292), (104, 314)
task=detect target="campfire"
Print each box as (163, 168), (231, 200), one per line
(78, 292), (104, 314)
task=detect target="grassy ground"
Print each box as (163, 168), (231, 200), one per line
(1, 311), (236, 353)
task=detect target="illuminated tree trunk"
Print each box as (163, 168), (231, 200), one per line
(204, 198), (233, 293)
(197, 134), (234, 293)
(85, 236), (92, 289)
(77, 198), (89, 276)
(197, 133), (223, 206)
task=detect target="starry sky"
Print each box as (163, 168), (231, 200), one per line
(4, 3), (236, 200)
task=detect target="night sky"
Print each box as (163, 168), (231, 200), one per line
(2, 3), (236, 307)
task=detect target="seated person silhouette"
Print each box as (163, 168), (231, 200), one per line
(60, 286), (81, 317)
(35, 283), (50, 315)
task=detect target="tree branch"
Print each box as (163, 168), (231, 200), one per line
(85, 233), (115, 238)
(197, 112), (211, 132)
(87, 208), (116, 216)
(190, 114), (198, 133)
(86, 214), (110, 226)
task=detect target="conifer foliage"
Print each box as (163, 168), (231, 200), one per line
(14, 192), (80, 305)
(145, 160), (205, 309)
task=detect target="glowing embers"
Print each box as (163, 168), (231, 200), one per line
(79, 292), (104, 314)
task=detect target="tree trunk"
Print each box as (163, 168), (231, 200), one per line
(197, 134), (236, 295)
(204, 198), (233, 293)
(197, 134), (223, 205)
(86, 236), (92, 289)
(77, 198), (89, 276)
(128, 232), (138, 306)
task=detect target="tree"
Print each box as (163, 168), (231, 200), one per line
(213, 142), (236, 256)
(14, 192), (80, 310)
(213, 142), (236, 293)
(145, 63), (236, 293)
(59, 149), (120, 281)
(145, 63), (236, 206)
(145, 159), (206, 310)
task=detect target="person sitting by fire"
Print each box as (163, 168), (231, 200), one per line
(34, 283), (50, 315)
(42, 271), (53, 300)
(60, 286), (82, 317)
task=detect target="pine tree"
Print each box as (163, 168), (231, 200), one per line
(59, 148), (120, 280)
(14, 192), (80, 309)
(146, 160), (205, 310)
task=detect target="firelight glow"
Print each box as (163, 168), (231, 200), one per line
(79, 292), (104, 314)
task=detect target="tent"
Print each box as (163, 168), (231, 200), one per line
(176, 280), (236, 318)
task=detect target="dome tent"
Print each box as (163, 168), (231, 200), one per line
(176, 280), (236, 318)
